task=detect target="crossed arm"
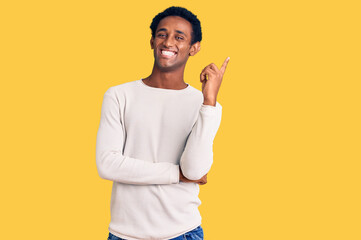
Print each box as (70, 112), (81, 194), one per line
(95, 87), (222, 185)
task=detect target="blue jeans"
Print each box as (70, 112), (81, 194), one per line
(107, 225), (204, 240)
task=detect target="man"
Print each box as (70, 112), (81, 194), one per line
(96, 6), (229, 240)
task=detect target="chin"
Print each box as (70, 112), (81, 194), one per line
(155, 61), (175, 71)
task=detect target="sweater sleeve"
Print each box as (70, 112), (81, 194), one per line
(179, 102), (223, 180)
(95, 87), (180, 185)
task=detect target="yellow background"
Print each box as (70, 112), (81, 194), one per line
(1, 0), (360, 239)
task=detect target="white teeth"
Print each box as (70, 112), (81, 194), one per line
(162, 50), (175, 56)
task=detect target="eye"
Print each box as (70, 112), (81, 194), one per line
(176, 36), (184, 40)
(157, 34), (166, 38)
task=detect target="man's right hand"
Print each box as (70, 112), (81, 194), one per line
(179, 167), (208, 185)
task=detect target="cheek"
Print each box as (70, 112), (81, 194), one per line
(179, 46), (190, 56)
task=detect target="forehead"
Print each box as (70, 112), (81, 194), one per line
(156, 16), (192, 34)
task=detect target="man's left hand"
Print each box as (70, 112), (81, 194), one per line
(200, 57), (230, 106)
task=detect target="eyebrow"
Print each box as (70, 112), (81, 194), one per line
(156, 28), (187, 36)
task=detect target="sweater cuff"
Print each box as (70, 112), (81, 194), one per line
(170, 164), (180, 184)
(200, 101), (222, 116)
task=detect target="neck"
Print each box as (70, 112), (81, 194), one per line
(143, 63), (188, 90)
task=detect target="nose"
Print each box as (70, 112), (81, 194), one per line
(163, 35), (175, 47)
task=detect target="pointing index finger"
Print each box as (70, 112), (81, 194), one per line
(220, 57), (230, 74)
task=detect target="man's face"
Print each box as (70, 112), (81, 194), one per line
(151, 16), (200, 72)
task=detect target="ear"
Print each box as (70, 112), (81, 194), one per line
(150, 37), (154, 49)
(189, 41), (201, 56)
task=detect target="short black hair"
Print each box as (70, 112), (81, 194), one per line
(150, 6), (202, 45)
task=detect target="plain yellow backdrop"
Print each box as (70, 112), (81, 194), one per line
(1, 0), (360, 239)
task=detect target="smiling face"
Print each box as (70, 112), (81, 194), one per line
(150, 16), (200, 72)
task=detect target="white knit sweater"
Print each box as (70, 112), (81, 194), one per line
(96, 79), (222, 240)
